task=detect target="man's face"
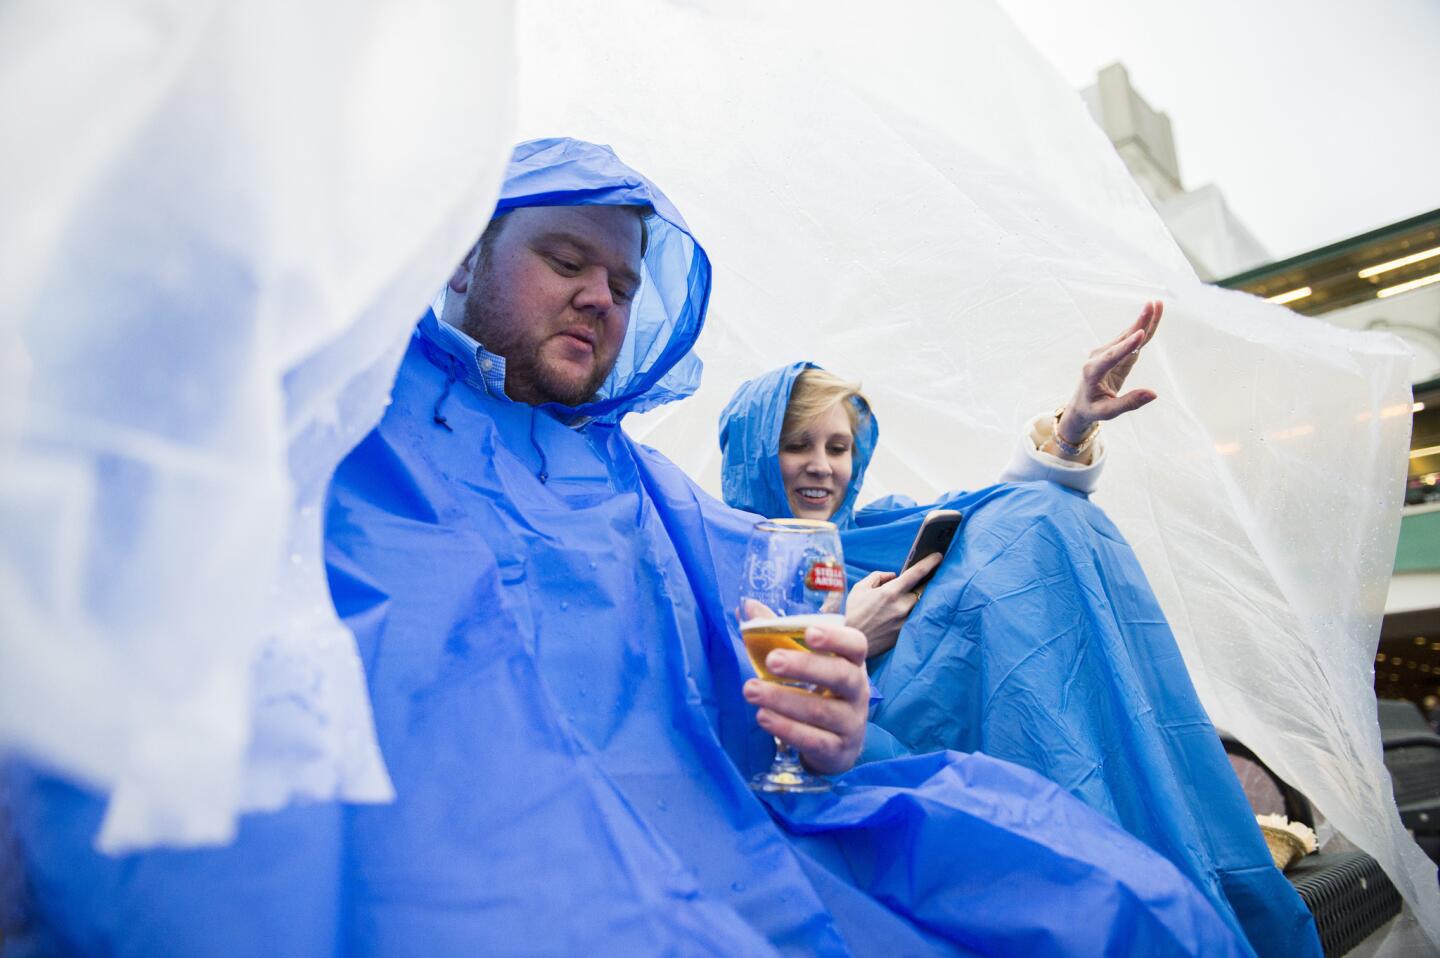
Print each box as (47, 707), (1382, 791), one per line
(452, 205), (643, 407)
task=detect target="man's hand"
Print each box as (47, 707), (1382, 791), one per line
(1049, 300), (1163, 461)
(742, 621), (869, 776)
(844, 552), (943, 658)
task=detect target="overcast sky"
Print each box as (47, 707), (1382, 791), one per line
(996, 0), (1440, 261)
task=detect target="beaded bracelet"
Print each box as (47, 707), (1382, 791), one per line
(1052, 406), (1100, 458)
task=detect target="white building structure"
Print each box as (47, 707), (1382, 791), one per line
(1081, 63), (1270, 280)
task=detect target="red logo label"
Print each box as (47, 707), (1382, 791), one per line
(805, 560), (845, 593)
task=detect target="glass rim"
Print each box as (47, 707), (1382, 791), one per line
(753, 518), (839, 534)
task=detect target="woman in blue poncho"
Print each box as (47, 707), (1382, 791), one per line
(716, 304), (1323, 958)
(719, 305), (1163, 656)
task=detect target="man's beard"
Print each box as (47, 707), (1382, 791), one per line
(461, 285), (613, 408)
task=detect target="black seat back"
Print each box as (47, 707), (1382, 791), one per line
(1218, 737), (1404, 954)
(1372, 699), (1440, 837)
(1376, 697), (1434, 741)
(1286, 852), (1402, 958)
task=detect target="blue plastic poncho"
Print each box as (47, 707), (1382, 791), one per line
(4, 140), (1251, 957)
(718, 363), (1322, 958)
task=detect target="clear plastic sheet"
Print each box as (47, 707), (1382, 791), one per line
(0, 0), (515, 850)
(512, 0), (1439, 944)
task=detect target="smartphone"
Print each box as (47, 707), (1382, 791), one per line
(900, 509), (963, 590)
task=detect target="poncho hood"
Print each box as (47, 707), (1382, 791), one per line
(488, 137), (712, 421)
(717, 362), (878, 525)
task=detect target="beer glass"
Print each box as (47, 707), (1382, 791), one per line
(739, 518), (846, 793)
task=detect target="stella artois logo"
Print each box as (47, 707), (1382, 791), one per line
(805, 559), (845, 593)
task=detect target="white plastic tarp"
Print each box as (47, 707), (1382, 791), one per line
(512, 0), (1438, 946)
(0, 0), (515, 851)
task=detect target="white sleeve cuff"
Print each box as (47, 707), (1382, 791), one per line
(996, 412), (1106, 495)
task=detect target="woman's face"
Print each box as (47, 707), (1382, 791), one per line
(778, 402), (854, 520)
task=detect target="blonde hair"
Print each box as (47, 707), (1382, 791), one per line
(782, 368), (869, 440)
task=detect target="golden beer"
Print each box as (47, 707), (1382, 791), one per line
(741, 613), (844, 683)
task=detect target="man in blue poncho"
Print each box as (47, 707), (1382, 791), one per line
(4, 139), (1255, 956)
(718, 363), (1323, 958)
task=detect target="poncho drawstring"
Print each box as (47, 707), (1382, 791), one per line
(529, 408), (549, 484)
(431, 355), (461, 432)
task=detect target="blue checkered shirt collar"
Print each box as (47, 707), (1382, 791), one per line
(423, 314), (512, 402)
(417, 312), (593, 428)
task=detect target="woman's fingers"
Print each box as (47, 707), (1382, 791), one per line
(1068, 300), (1163, 427)
(1084, 328), (1146, 384)
(1093, 303), (1146, 354)
(1092, 388), (1158, 419)
(866, 571), (896, 588)
(889, 551), (942, 594)
(1096, 300), (1162, 356)
(1130, 300), (1163, 350)
(1145, 300), (1164, 343)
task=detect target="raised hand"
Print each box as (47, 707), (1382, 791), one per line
(1053, 300), (1163, 458)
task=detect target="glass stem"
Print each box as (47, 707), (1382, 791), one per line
(773, 737), (803, 769)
